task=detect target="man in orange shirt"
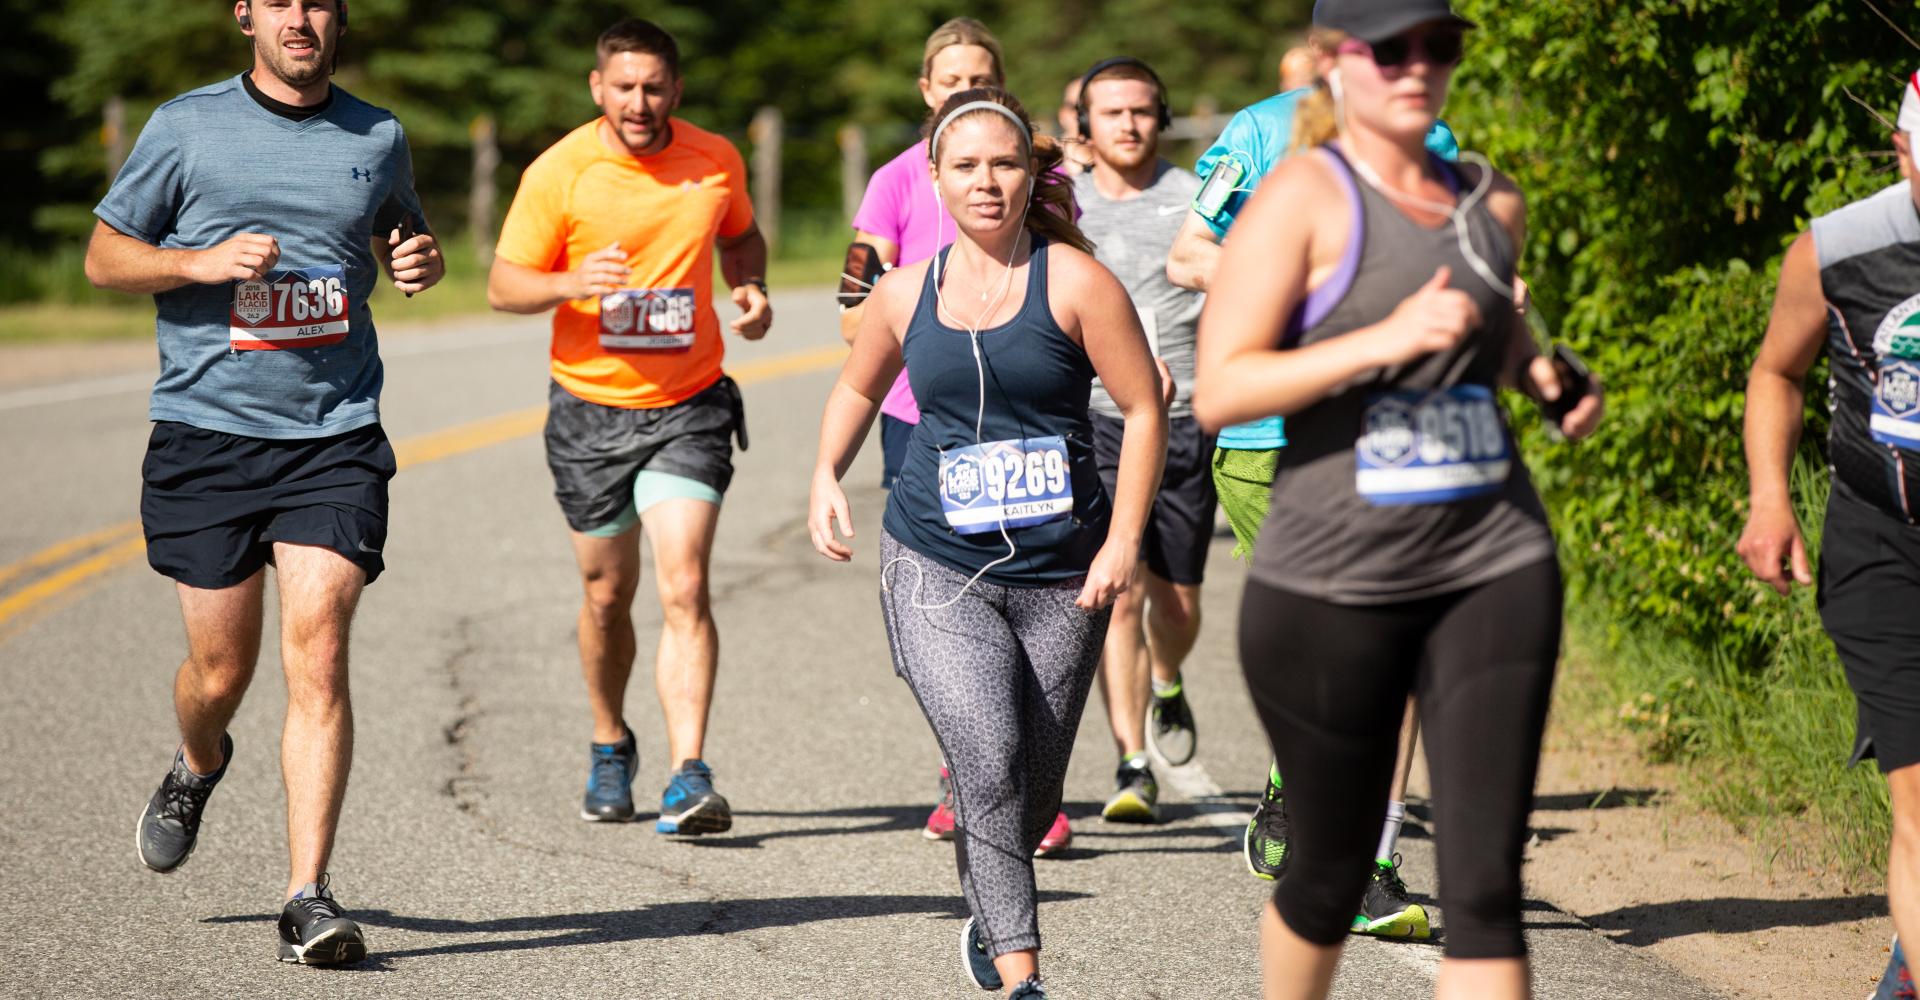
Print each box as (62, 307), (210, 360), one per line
(487, 18), (771, 834)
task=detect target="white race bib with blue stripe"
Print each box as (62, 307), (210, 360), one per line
(1871, 358), (1920, 449)
(939, 436), (1073, 534)
(1355, 386), (1512, 505)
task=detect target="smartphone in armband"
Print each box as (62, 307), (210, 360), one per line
(1538, 343), (1593, 424)
(1193, 157), (1245, 221)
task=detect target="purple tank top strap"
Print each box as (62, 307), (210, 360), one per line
(1282, 146), (1365, 348)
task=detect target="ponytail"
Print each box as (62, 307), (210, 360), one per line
(1287, 29), (1346, 154)
(925, 88), (1094, 254)
(1028, 134), (1094, 254)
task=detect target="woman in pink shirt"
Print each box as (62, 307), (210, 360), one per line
(836, 18), (1075, 857)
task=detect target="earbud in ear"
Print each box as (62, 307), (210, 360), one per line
(238, 11), (253, 30)
(1327, 67), (1345, 104)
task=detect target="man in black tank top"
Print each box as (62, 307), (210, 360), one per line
(1738, 73), (1920, 996)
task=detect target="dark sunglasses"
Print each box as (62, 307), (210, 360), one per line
(1337, 27), (1465, 69)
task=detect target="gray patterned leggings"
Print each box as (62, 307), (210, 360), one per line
(879, 532), (1111, 957)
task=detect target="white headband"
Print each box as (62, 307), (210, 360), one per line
(929, 100), (1031, 161)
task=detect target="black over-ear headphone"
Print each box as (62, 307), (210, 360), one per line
(239, 1), (348, 32)
(1075, 55), (1172, 138)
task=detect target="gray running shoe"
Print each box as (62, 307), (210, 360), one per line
(581, 726), (638, 822)
(135, 733), (232, 873)
(1147, 682), (1197, 766)
(278, 874), (368, 965)
(1009, 975), (1050, 999)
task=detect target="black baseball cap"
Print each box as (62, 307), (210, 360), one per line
(1311, 0), (1475, 42)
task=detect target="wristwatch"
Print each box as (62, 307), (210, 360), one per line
(741, 277), (769, 295)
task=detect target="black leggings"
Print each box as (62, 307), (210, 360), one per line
(1238, 558), (1562, 959)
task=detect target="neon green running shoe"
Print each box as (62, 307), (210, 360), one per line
(1350, 856), (1431, 940)
(1244, 769), (1289, 880)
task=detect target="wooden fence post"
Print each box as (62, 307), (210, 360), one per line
(749, 106), (783, 255)
(469, 113), (499, 267)
(838, 123), (868, 225)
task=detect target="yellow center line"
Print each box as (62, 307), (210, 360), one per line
(0, 520), (145, 591)
(0, 343), (847, 635)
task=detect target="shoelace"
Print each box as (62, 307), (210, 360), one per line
(1376, 854), (1411, 896)
(159, 770), (215, 831)
(590, 748), (630, 794)
(288, 891), (344, 924)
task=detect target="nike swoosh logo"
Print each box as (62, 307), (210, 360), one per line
(356, 540), (381, 554)
(1157, 204), (1187, 216)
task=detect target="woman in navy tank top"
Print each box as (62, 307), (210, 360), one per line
(1193, 2), (1603, 998)
(809, 88), (1166, 998)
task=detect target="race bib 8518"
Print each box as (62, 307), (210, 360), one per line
(939, 436), (1074, 535)
(1355, 385), (1512, 505)
(600, 287), (696, 351)
(229, 265), (350, 350)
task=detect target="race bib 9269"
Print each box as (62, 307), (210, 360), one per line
(600, 287), (696, 351)
(229, 265), (349, 350)
(939, 436), (1074, 535)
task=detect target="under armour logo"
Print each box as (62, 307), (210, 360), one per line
(350, 168), (373, 182)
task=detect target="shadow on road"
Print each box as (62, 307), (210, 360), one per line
(1580, 895), (1889, 946)
(1532, 788), (1663, 812)
(203, 891), (1091, 963)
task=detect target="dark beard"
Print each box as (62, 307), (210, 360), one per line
(258, 39), (330, 88)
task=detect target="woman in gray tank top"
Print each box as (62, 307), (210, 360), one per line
(1192, 3), (1603, 998)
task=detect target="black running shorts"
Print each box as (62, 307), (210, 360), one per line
(543, 376), (747, 534)
(1817, 486), (1920, 773)
(1091, 411), (1218, 586)
(140, 421), (395, 589)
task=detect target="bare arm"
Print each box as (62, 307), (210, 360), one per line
(1165, 212), (1222, 292)
(1192, 155), (1482, 433)
(808, 265), (916, 561)
(486, 244), (629, 315)
(84, 219), (280, 295)
(839, 230), (900, 345)
(1736, 231), (1827, 594)
(1068, 250), (1168, 608)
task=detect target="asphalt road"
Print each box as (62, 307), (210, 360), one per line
(0, 292), (1723, 999)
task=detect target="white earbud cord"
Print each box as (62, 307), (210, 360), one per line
(882, 161), (1036, 612)
(1331, 72), (1510, 302)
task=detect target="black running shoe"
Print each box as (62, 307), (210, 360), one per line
(1350, 855), (1431, 939)
(1147, 681), (1197, 765)
(136, 733), (232, 873)
(960, 916), (1002, 991)
(278, 875), (369, 966)
(1244, 768), (1290, 881)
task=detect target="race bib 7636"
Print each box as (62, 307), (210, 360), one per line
(229, 265), (350, 350)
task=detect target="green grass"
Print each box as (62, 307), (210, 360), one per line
(0, 234), (838, 344)
(1560, 467), (1893, 880)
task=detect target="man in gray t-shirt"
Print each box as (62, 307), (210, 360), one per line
(83, 0), (442, 966)
(1070, 58), (1215, 825)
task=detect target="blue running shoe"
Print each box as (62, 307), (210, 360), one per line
(581, 727), (637, 822)
(657, 758), (732, 835)
(1874, 937), (1915, 1000)
(960, 916), (1002, 991)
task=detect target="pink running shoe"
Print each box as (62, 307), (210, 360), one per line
(1033, 811), (1072, 857)
(923, 767), (957, 841)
